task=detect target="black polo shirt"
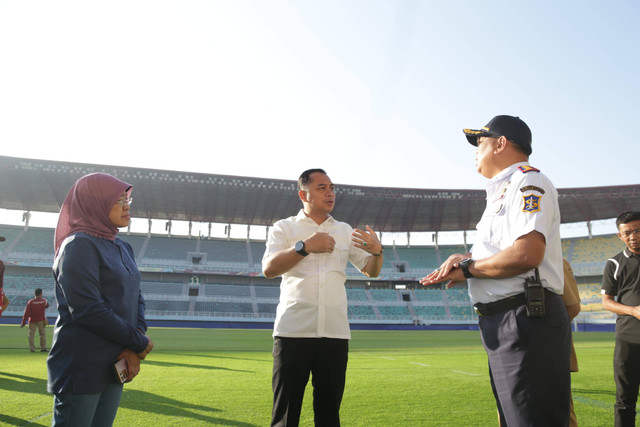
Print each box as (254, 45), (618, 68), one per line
(602, 249), (640, 343)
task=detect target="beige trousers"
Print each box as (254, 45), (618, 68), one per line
(28, 321), (46, 351)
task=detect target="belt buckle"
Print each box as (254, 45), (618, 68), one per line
(473, 304), (484, 316)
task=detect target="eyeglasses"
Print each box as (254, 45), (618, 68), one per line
(620, 227), (640, 238)
(477, 135), (502, 143)
(116, 198), (133, 207)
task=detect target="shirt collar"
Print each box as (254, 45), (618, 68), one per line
(488, 161), (530, 184)
(624, 248), (640, 259)
(295, 209), (334, 225)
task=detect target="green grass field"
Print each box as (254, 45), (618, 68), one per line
(0, 325), (617, 426)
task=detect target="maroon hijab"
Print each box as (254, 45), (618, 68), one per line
(54, 173), (132, 256)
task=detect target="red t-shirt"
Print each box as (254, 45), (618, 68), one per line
(21, 297), (49, 325)
(0, 288), (6, 317)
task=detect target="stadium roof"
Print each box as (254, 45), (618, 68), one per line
(0, 155), (638, 232)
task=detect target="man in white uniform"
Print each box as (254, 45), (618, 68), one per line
(263, 168), (384, 427)
(421, 115), (571, 426)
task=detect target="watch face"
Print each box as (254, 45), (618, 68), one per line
(295, 241), (307, 255)
(460, 259), (473, 278)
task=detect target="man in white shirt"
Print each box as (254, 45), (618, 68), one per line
(420, 115), (570, 426)
(263, 168), (384, 427)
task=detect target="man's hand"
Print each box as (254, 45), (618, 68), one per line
(304, 232), (336, 254)
(420, 253), (468, 288)
(352, 225), (383, 255)
(603, 294), (640, 321)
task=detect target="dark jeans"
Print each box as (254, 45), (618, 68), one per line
(271, 337), (349, 427)
(52, 382), (123, 427)
(614, 339), (640, 427)
(480, 291), (571, 426)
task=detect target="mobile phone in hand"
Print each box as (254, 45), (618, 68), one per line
(113, 358), (128, 384)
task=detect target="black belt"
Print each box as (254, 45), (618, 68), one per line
(474, 294), (526, 316)
(474, 289), (555, 316)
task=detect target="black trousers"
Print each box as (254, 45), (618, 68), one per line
(614, 338), (640, 427)
(271, 337), (349, 427)
(480, 291), (571, 427)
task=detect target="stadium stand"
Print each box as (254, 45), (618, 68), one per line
(144, 235), (197, 260)
(1, 155), (637, 329)
(394, 246), (438, 270)
(346, 288), (368, 301)
(12, 228), (55, 254)
(414, 289), (445, 302)
(369, 289), (399, 302)
(562, 235), (625, 276)
(140, 281), (184, 295)
(578, 283), (605, 312)
(0, 222), (618, 325)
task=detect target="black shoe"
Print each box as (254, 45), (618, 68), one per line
(40, 349), (48, 352)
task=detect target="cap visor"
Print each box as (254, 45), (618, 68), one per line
(463, 128), (490, 146)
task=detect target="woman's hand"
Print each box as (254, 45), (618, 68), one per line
(117, 348), (141, 382)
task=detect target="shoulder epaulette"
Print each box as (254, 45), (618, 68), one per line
(518, 165), (540, 174)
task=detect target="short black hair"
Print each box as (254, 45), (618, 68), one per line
(35, 288), (42, 297)
(616, 211), (640, 229)
(298, 169), (327, 191)
(509, 139), (532, 157)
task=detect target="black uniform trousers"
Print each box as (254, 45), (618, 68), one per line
(271, 337), (349, 427)
(479, 291), (571, 427)
(614, 338), (640, 427)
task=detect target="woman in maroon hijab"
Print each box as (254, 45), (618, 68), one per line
(47, 173), (153, 427)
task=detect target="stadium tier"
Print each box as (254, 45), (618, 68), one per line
(0, 223), (618, 324)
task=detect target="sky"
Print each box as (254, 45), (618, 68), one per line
(0, 1), (637, 240)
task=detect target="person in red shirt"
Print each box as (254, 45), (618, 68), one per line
(0, 259), (8, 317)
(21, 288), (50, 352)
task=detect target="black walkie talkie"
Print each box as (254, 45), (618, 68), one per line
(524, 268), (546, 318)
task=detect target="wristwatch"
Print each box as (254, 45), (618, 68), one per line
(294, 240), (308, 257)
(373, 245), (384, 256)
(459, 258), (474, 279)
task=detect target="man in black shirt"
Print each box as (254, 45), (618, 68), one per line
(602, 210), (640, 427)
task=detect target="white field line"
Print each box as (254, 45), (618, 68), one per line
(450, 369), (481, 376)
(572, 395), (611, 409)
(379, 357), (479, 375)
(28, 412), (53, 423)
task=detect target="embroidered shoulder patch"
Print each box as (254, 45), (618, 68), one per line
(522, 194), (542, 213)
(520, 185), (545, 194)
(518, 165), (540, 173)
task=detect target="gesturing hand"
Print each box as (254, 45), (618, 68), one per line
(352, 225), (382, 255)
(304, 232), (336, 254)
(419, 254), (467, 289)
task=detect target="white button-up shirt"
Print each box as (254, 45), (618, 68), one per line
(469, 162), (564, 304)
(263, 210), (370, 339)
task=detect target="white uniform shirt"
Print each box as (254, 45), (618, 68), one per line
(263, 210), (370, 339)
(468, 162), (564, 304)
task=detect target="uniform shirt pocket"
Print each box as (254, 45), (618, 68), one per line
(333, 242), (350, 270)
(477, 204), (506, 246)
